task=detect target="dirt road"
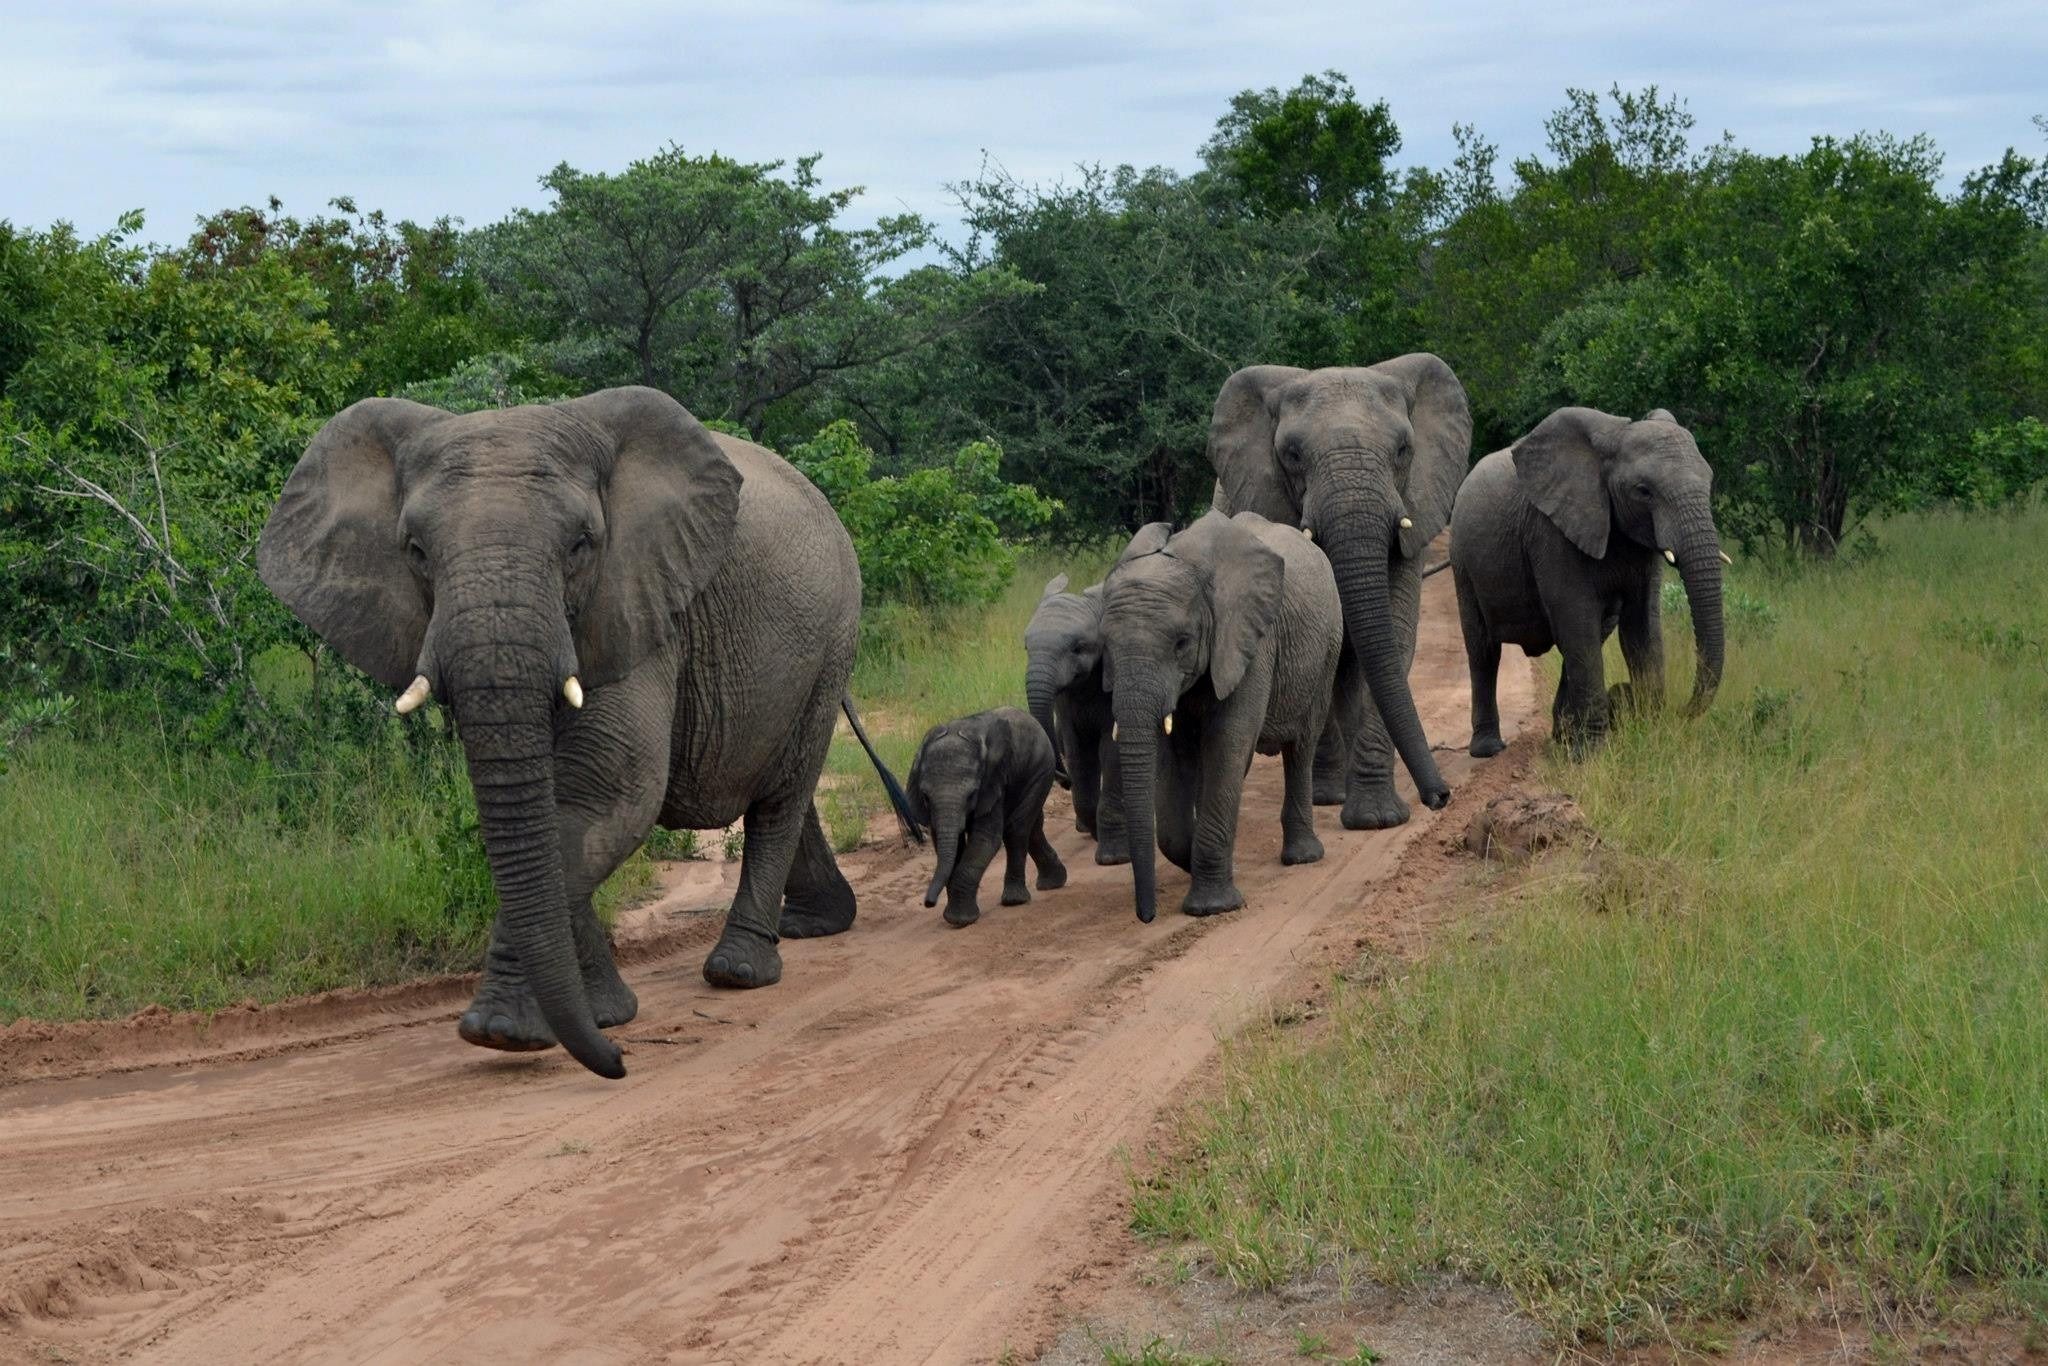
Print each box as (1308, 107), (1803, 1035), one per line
(1, 567), (1536, 1365)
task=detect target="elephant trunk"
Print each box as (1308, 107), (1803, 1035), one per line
(924, 804), (964, 907)
(1024, 662), (1067, 786)
(1114, 679), (1170, 923)
(440, 572), (623, 1080)
(1670, 504), (1726, 716)
(1322, 491), (1451, 808)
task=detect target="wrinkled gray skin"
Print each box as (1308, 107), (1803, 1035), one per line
(1102, 511), (1342, 923)
(907, 707), (1068, 927)
(1208, 355), (1468, 830)
(1022, 574), (1128, 865)
(259, 387), (894, 1080)
(1449, 407), (1726, 755)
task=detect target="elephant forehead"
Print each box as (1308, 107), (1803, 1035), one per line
(1283, 368), (1403, 416)
(397, 407), (611, 489)
(1027, 594), (1101, 637)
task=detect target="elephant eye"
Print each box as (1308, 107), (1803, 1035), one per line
(406, 538), (428, 574)
(569, 531), (594, 564)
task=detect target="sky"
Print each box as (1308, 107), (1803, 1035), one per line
(5, 0), (2044, 246)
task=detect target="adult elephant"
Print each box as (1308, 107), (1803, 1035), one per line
(1449, 407), (1727, 754)
(258, 386), (912, 1080)
(1207, 355), (1468, 829)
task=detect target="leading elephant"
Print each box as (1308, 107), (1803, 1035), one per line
(1207, 354), (1468, 829)
(258, 386), (913, 1080)
(1448, 406), (1727, 754)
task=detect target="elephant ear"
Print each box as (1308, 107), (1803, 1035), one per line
(1643, 408), (1677, 424)
(972, 722), (1004, 821)
(1042, 572), (1070, 599)
(555, 387), (744, 687)
(906, 729), (939, 830)
(1172, 511), (1284, 701)
(1116, 521), (1174, 565)
(1369, 353), (1473, 560)
(1511, 407), (1630, 559)
(258, 398), (450, 689)
(1208, 365), (1308, 523)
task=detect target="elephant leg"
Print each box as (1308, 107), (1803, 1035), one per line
(1000, 805), (1033, 906)
(702, 788), (812, 988)
(1093, 730), (1130, 865)
(1064, 712), (1099, 837)
(1553, 631), (1610, 755)
(1616, 572), (1666, 713)
(1343, 557), (1423, 830)
(1030, 811), (1068, 891)
(460, 672), (670, 1053)
(1458, 573), (1507, 758)
(1279, 737), (1323, 866)
(1183, 739), (1248, 916)
(1311, 712), (1349, 805)
(778, 803), (856, 939)
(1155, 742), (1196, 874)
(943, 827), (1004, 927)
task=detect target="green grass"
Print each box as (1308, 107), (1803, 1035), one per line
(0, 721), (656, 1021)
(820, 545), (1118, 845)
(1132, 505), (2048, 1347)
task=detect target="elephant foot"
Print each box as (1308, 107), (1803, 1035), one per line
(702, 925), (783, 989)
(1311, 777), (1347, 806)
(457, 968), (637, 1053)
(942, 898), (982, 928)
(1075, 815), (1095, 837)
(1469, 731), (1506, 759)
(1181, 882), (1245, 917)
(1342, 784), (1411, 830)
(1094, 839), (1131, 867)
(1280, 831), (1324, 865)
(1001, 880), (1031, 907)
(779, 883), (857, 939)
(1035, 862), (1068, 892)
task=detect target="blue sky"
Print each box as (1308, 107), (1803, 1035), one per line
(5, 0), (2043, 244)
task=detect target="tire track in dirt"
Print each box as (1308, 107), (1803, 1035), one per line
(0, 560), (1537, 1366)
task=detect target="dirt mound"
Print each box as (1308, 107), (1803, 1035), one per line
(1457, 787), (1591, 862)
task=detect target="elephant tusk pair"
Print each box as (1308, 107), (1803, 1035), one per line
(394, 675), (431, 715)
(563, 676), (585, 709)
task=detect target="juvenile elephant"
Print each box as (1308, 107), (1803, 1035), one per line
(1449, 407), (1728, 755)
(1022, 574), (1128, 864)
(908, 707), (1068, 927)
(1103, 511), (1343, 923)
(258, 387), (914, 1080)
(1208, 355), (1468, 829)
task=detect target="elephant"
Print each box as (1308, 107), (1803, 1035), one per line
(257, 386), (915, 1080)
(1022, 574), (1128, 865)
(1102, 510), (1343, 923)
(907, 707), (1068, 927)
(1208, 354), (1468, 830)
(1448, 406), (1728, 755)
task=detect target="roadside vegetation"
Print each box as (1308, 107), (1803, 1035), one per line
(1133, 503), (2048, 1348)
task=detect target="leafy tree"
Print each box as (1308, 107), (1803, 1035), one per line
(786, 420), (1056, 605)
(941, 161), (1332, 531)
(474, 145), (1026, 442)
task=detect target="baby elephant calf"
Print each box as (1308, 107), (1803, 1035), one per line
(908, 707), (1068, 926)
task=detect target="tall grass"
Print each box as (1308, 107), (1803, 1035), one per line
(1133, 506), (2048, 1345)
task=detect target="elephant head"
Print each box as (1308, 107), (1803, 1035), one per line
(258, 387), (742, 1079)
(907, 724), (991, 919)
(1512, 406), (1725, 714)
(1101, 512), (1283, 923)
(1209, 354), (1467, 810)
(1021, 573), (1104, 786)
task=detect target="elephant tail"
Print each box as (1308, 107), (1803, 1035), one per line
(841, 695), (924, 843)
(1420, 558), (1452, 579)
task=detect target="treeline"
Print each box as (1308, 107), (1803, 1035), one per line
(3, 76), (2046, 747)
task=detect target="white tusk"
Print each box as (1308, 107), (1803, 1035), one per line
(1111, 721), (1119, 741)
(1398, 516), (1413, 529)
(563, 676), (584, 709)
(1718, 549), (1733, 566)
(1163, 714), (1173, 735)
(394, 675), (430, 715)
(1663, 549), (1677, 565)
(1301, 527), (1313, 541)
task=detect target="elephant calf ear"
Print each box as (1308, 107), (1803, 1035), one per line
(258, 398), (447, 689)
(557, 387), (743, 687)
(1511, 407), (1627, 561)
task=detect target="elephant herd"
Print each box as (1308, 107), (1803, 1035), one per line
(258, 354), (1726, 1080)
